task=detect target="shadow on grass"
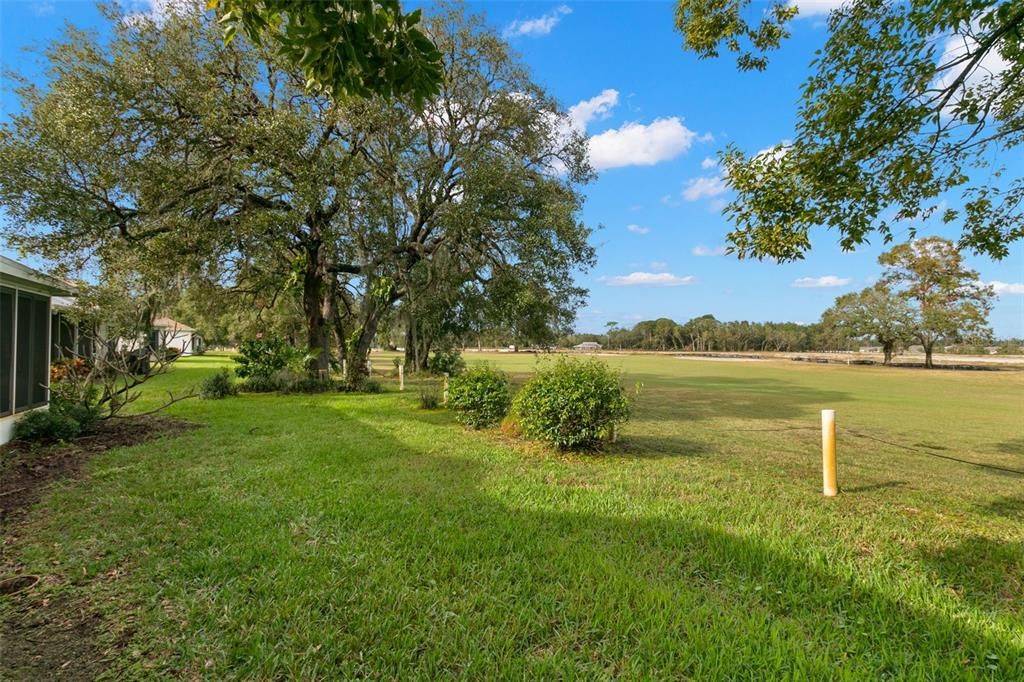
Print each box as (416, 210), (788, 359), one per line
(606, 434), (712, 460)
(843, 480), (908, 493)
(10, 395), (1022, 679)
(627, 374), (853, 423)
(977, 494), (1024, 520)
(915, 534), (1023, 616)
(994, 437), (1024, 457)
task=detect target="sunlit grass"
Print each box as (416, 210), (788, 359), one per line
(5, 351), (1022, 679)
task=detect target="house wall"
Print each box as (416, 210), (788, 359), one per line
(0, 284), (54, 446)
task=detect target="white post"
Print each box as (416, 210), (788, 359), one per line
(342, 358), (347, 377)
(821, 409), (838, 497)
(443, 373), (449, 405)
(367, 358), (373, 375)
(398, 364), (405, 391)
(611, 423), (618, 443)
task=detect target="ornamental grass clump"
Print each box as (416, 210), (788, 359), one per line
(513, 356), (630, 451)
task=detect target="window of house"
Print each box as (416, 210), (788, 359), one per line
(0, 286), (13, 416)
(13, 290), (50, 412)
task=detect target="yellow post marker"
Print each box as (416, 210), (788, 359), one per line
(443, 373), (449, 405)
(821, 409), (838, 497)
(398, 364), (405, 392)
(342, 358), (347, 377)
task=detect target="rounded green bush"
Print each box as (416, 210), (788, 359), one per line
(429, 348), (465, 377)
(14, 409), (82, 443)
(200, 368), (238, 399)
(513, 356), (630, 450)
(447, 364), (511, 429)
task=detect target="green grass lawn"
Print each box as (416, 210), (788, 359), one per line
(4, 352), (1023, 679)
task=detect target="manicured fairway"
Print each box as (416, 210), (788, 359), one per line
(3, 352), (1022, 679)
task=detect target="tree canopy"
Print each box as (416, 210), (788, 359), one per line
(675, 0), (1024, 260)
(821, 283), (915, 365)
(208, 0), (443, 106)
(0, 4), (593, 379)
(879, 236), (995, 367)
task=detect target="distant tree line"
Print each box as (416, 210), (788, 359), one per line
(567, 238), (1004, 368)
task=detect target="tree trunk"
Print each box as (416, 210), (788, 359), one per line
(882, 342), (894, 366)
(302, 268), (330, 377)
(346, 303), (384, 384)
(300, 227), (332, 378)
(923, 341), (934, 369)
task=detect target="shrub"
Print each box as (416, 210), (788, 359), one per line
(360, 378), (383, 394)
(233, 338), (297, 380)
(447, 364), (511, 429)
(49, 380), (101, 434)
(418, 383), (442, 409)
(429, 349), (465, 377)
(240, 374), (284, 393)
(337, 376), (383, 393)
(513, 356), (631, 451)
(283, 377), (335, 394)
(14, 409), (82, 443)
(200, 368), (238, 399)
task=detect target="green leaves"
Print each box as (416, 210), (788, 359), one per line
(676, 0), (1024, 260)
(512, 356), (631, 451)
(877, 237), (996, 363)
(209, 0), (443, 107)
(446, 364), (512, 429)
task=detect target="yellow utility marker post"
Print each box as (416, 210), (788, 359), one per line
(443, 373), (449, 405)
(821, 409), (838, 496)
(398, 364), (405, 391)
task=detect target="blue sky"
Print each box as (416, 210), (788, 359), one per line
(2, 1), (1023, 336)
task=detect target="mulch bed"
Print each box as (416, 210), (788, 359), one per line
(0, 415), (198, 680)
(0, 415), (197, 524)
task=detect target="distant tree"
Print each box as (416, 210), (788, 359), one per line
(207, 0), (443, 106)
(674, 0), (1024, 260)
(605, 321), (618, 348)
(821, 283), (916, 365)
(879, 237), (995, 368)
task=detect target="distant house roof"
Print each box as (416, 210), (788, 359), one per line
(153, 317), (197, 333)
(0, 256), (75, 296)
(574, 341), (602, 350)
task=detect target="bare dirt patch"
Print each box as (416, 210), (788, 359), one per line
(0, 415), (196, 524)
(0, 415), (197, 681)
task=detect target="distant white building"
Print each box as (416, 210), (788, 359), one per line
(1, 257), (76, 445)
(152, 317), (203, 356)
(573, 341), (602, 352)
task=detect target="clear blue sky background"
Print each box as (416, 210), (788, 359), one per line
(2, 1), (1022, 336)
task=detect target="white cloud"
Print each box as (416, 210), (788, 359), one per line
(792, 275), (851, 288)
(988, 281), (1024, 295)
(701, 156), (718, 170)
(32, 1), (55, 15)
(661, 194), (681, 208)
(626, 224), (650, 235)
(682, 175), (728, 201)
(709, 198), (728, 211)
(504, 5), (572, 38)
(604, 272), (696, 287)
(789, 1), (846, 18)
(123, 0), (202, 25)
(649, 261), (670, 271)
(692, 245), (727, 257)
(589, 117), (699, 170)
(933, 26), (1010, 117)
(753, 140), (792, 162)
(568, 89), (619, 130)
